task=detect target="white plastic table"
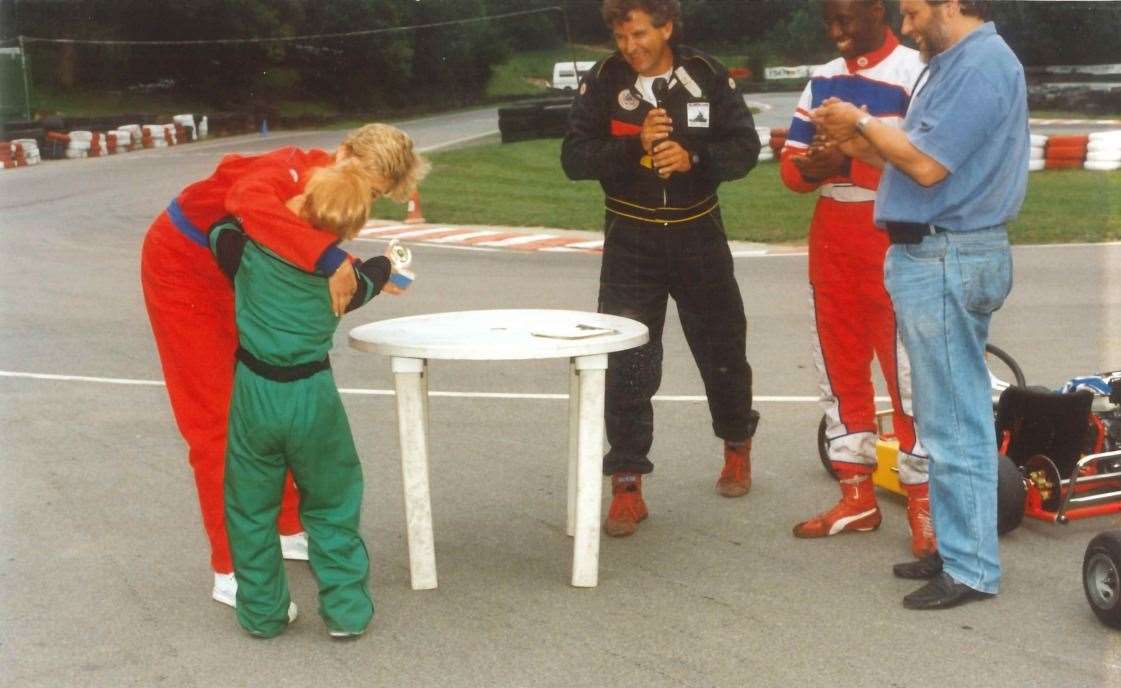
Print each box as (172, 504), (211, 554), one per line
(349, 309), (648, 589)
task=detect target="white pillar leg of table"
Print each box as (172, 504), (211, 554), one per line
(391, 356), (438, 590)
(571, 353), (607, 587)
(421, 359), (430, 437)
(566, 358), (580, 537)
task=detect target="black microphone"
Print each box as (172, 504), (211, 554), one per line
(651, 77), (671, 179)
(652, 77), (669, 113)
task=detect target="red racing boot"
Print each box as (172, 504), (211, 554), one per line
(604, 472), (648, 537)
(716, 440), (752, 497)
(793, 471), (881, 538)
(904, 482), (938, 558)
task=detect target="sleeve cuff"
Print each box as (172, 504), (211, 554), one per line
(315, 245), (348, 276)
(910, 134), (956, 175)
(359, 255), (392, 288)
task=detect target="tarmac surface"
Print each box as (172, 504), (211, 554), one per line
(1, 108), (1120, 687)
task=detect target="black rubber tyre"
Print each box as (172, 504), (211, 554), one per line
(996, 453), (1026, 535)
(1083, 531), (1121, 628)
(817, 415), (838, 479)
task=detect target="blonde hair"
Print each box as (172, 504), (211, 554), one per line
(301, 161), (371, 240)
(340, 123), (430, 203)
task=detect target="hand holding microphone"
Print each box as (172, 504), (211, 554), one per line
(646, 77), (692, 178)
(640, 77), (673, 155)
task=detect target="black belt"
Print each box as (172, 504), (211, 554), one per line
(236, 347), (330, 383)
(886, 222), (948, 245)
(605, 195), (718, 225)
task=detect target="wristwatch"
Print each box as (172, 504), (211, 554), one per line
(856, 114), (873, 133)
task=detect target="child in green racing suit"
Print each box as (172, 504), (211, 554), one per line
(210, 158), (418, 638)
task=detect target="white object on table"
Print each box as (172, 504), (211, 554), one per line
(349, 309), (648, 589)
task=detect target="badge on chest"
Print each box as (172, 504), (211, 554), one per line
(686, 102), (710, 128)
(617, 89), (641, 112)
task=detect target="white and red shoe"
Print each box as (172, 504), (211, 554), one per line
(793, 472), (881, 538)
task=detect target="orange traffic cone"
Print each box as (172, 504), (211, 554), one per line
(404, 191), (426, 224)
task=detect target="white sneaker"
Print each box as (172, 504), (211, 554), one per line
(212, 572), (237, 608)
(328, 627), (364, 639)
(280, 532), (309, 561)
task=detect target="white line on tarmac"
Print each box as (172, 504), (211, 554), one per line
(475, 234), (555, 247)
(427, 230), (504, 243)
(352, 238), (500, 253)
(358, 224), (414, 235)
(0, 371), (165, 386)
(0, 370), (832, 403)
(1015, 240), (1121, 249)
(370, 226), (452, 239)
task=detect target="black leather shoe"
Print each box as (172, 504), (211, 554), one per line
(893, 552), (943, 580)
(903, 572), (994, 610)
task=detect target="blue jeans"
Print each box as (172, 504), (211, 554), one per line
(884, 227), (1013, 594)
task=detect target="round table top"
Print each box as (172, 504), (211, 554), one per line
(348, 309), (649, 361)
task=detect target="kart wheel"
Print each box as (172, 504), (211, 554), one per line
(997, 453), (1026, 535)
(985, 344), (1027, 392)
(817, 415), (838, 480)
(1083, 531), (1121, 628)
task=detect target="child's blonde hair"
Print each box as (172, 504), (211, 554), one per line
(340, 123), (430, 203)
(301, 161), (371, 240)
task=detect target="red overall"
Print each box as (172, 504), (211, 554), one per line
(779, 31), (927, 482)
(141, 147), (344, 573)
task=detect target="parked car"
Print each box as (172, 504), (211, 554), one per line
(552, 61), (595, 91)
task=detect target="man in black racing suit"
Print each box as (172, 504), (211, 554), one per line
(561, 0), (761, 538)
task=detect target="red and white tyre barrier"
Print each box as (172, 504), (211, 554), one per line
(1044, 133), (1088, 170)
(1085, 130), (1121, 171)
(769, 126), (787, 160)
(756, 126), (774, 162)
(1029, 133), (1046, 172)
(173, 114), (197, 141)
(143, 125), (167, 148)
(14, 138), (40, 166)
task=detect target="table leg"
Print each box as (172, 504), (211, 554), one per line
(421, 359), (430, 438)
(572, 353), (607, 587)
(391, 356), (437, 590)
(566, 358), (580, 537)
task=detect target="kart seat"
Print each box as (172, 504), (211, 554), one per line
(996, 386), (1093, 476)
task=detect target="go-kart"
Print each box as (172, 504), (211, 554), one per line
(996, 372), (1121, 528)
(815, 344), (1029, 533)
(996, 371), (1121, 629)
(1084, 530), (1121, 629)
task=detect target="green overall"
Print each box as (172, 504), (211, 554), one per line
(209, 219), (388, 638)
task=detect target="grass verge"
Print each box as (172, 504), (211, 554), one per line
(486, 45), (613, 99)
(374, 138), (1121, 244)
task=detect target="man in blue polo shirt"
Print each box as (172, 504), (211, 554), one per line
(812, 0), (1028, 610)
